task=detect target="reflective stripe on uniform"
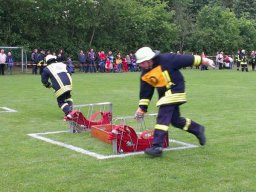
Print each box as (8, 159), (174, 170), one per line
(46, 63), (72, 97)
(156, 92), (187, 106)
(139, 99), (150, 106)
(162, 70), (174, 89)
(47, 64), (65, 88)
(155, 124), (169, 131)
(61, 103), (68, 110)
(193, 55), (201, 66)
(65, 98), (73, 102)
(55, 85), (72, 97)
(183, 118), (191, 131)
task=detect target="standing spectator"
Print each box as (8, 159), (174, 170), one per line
(78, 50), (87, 72)
(235, 50), (241, 71)
(224, 55), (230, 69)
(122, 56), (128, 72)
(105, 58), (112, 73)
(98, 51), (106, 72)
(218, 51), (224, 70)
(41, 55), (74, 118)
(129, 52), (137, 72)
(107, 51), (114, 71)
(57, 49), (65, 62)
(240, 49), (248, 72)
(0, 49), (7, 75)
(6, 52), (14, 75)
(250, 51), (256, 71)
(107, 51), (114, 62)
(37, 50), (46, 75)
(126, 54), (131, 71)
(67, 57), (75, 73)
(115, 52), (122, 72)
(134, 47), (215, 157)
(201, 52), (208, 70)
(31, 49), (39, 74)
(88, 48), (96, 73)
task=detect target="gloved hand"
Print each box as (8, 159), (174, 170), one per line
(44, 82), (52, 88)
(203, 58), (215, 68)
(134, 107), (145, 121)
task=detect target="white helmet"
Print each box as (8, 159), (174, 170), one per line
(135, 47), (157, 64)
(45, 54), (57, 64)
(241, 49), (245, 54)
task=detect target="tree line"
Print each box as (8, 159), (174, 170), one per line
(0, 0), (255, 56)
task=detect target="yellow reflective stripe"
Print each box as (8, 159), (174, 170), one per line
(47, 65), (64, 88)
(183, 118), (191, 131)
(163, 71), (171, 82)
(139, 99), (150, 106)
(67, 73), (72, 86)
(37, 60), (44, 66)
(165, 90), (172, 96)
(193, 55), (201, 66)
(155, 124), (169, 131)
(162, 70), (174, 89)
(61, 103), (68, 110)
(156, 93), (186, 106)
(55, 85), (72, 97)
(65, 98), (73, 102)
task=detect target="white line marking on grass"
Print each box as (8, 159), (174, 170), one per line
(0, 107), (17, 113)
(28, 130), (198, 160)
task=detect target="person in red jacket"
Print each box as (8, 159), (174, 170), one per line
(122, 56), (128, 72)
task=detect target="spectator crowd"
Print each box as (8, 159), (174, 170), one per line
(0, 47), (256, 75)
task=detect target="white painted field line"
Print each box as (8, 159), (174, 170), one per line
(0, 107), (17, 113)
(28, 132), (107, 159)
(28, 130), (198, 160)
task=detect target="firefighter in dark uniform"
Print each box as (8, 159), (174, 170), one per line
(134, 47), (215, 157)
(41, 54), (74, 118)
(37, 50), (47, 75)
(235, 50), (241, 71)
(250, 51), (255, 71)
(239, 50), (248, 72)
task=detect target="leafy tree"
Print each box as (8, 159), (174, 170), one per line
(190, 5), (240, 54)
(167, 0), (195, 52)
(0, 0), (255, 57)
(234, 0), (256, 20)
(238, 17), (256, 51)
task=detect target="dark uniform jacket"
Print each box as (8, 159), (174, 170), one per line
(139, 53), (201, 112)
(41, 62), (72, 97)
(239, 53), (247, 65)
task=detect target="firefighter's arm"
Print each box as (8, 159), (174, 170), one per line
(135, 107), (145, 120)
(41, 69), (52, 88)
(135, 78), (154, 120)
(43, 82), (52, 88)
(192, 55), (215, 68)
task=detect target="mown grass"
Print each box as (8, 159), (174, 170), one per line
(0, 69), (256, 192)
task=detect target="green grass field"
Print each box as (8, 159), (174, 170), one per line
(1, 69), (256, 192)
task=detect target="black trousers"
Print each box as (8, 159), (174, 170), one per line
(57, 91), (73, 115)
(0, 64), (5, 75)
(153, 104), (203, 147)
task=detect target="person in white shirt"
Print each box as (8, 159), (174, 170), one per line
(0, 49), (7, 75)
